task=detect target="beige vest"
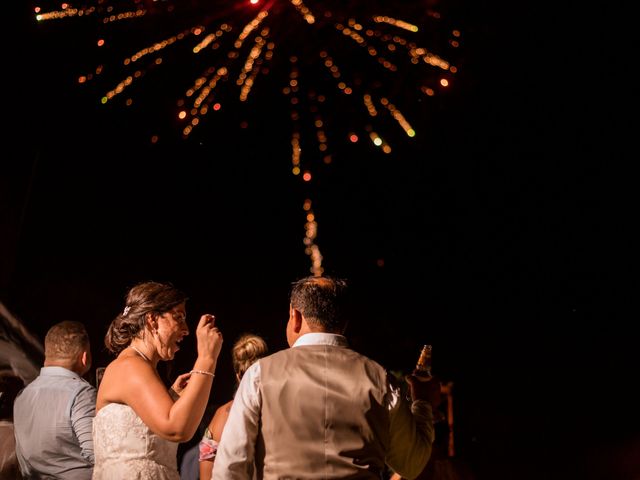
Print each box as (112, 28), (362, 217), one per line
(256, 344), (390, 479)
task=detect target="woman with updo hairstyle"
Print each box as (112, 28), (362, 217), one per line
(92, 281), (224, 480)
(199, 333), (268, 480)
(104, 281), (189, 356)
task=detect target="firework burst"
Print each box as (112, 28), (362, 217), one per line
(34, 0), (463, 274)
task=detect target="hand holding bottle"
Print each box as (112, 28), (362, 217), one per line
(406, 344), (444, 417)
(406, 372), (442, 407)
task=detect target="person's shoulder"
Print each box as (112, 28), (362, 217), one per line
(344, 349), (389, 376)
(77, 376), (97, 393)
(343, 346), (381, 363)
(259, 348), (287, 363)
(99, 354), (156, 392)
(208, 399), (233, 439)
(214, 400), (233, 416)
(110, 351), (150, 367)
(104, 352), (154, 377)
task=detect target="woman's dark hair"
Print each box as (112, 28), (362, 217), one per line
(104, 281), (188, 355)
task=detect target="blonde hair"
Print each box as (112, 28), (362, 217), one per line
(232, 333), (268, 380)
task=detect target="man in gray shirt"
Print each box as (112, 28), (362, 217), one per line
(14, 320), (96, 479)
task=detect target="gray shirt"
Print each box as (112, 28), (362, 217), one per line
(14, 366), (96, 479)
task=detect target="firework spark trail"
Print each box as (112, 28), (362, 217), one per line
(180, 10), (271, 136)
(34, 0), (461, 275)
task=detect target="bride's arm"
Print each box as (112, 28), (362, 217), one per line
(99, 315), (222, 442)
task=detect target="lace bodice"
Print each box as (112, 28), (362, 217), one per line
(92, 403), (179, 480)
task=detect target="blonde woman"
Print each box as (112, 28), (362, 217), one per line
(199, 333), (268, 480)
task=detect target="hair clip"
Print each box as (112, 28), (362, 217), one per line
(123, 306), (131, 317)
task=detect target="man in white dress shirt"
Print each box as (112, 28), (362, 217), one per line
(214, 275), (441, 480)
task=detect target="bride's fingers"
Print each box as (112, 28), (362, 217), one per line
(197, 314), (216, 329)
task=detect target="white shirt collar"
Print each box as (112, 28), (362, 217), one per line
(292, 332), (348, 348)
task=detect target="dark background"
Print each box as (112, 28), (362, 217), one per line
(4, 0), (637, 478)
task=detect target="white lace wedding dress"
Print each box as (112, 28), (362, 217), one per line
(92, 403), (180, 480)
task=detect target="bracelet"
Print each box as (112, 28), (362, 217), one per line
(190, 370), (215, 378)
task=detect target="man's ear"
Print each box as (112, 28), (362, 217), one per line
(77, 349), (91, 376)
(81, 351), (89, 368)
(291, 308), (303, 334)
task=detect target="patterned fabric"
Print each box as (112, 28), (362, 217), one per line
(198, 427), (219, 462)
(92, 403), (179, 480)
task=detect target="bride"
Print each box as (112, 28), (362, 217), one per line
(93, 281), (223, 480)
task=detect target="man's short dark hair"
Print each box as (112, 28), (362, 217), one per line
(44, 321), (89, 361)
(290, 276), (349, 333)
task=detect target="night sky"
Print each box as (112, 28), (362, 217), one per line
(4, 1), (637, 479)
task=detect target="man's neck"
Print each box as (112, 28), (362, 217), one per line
(43, 359), (81, 375)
